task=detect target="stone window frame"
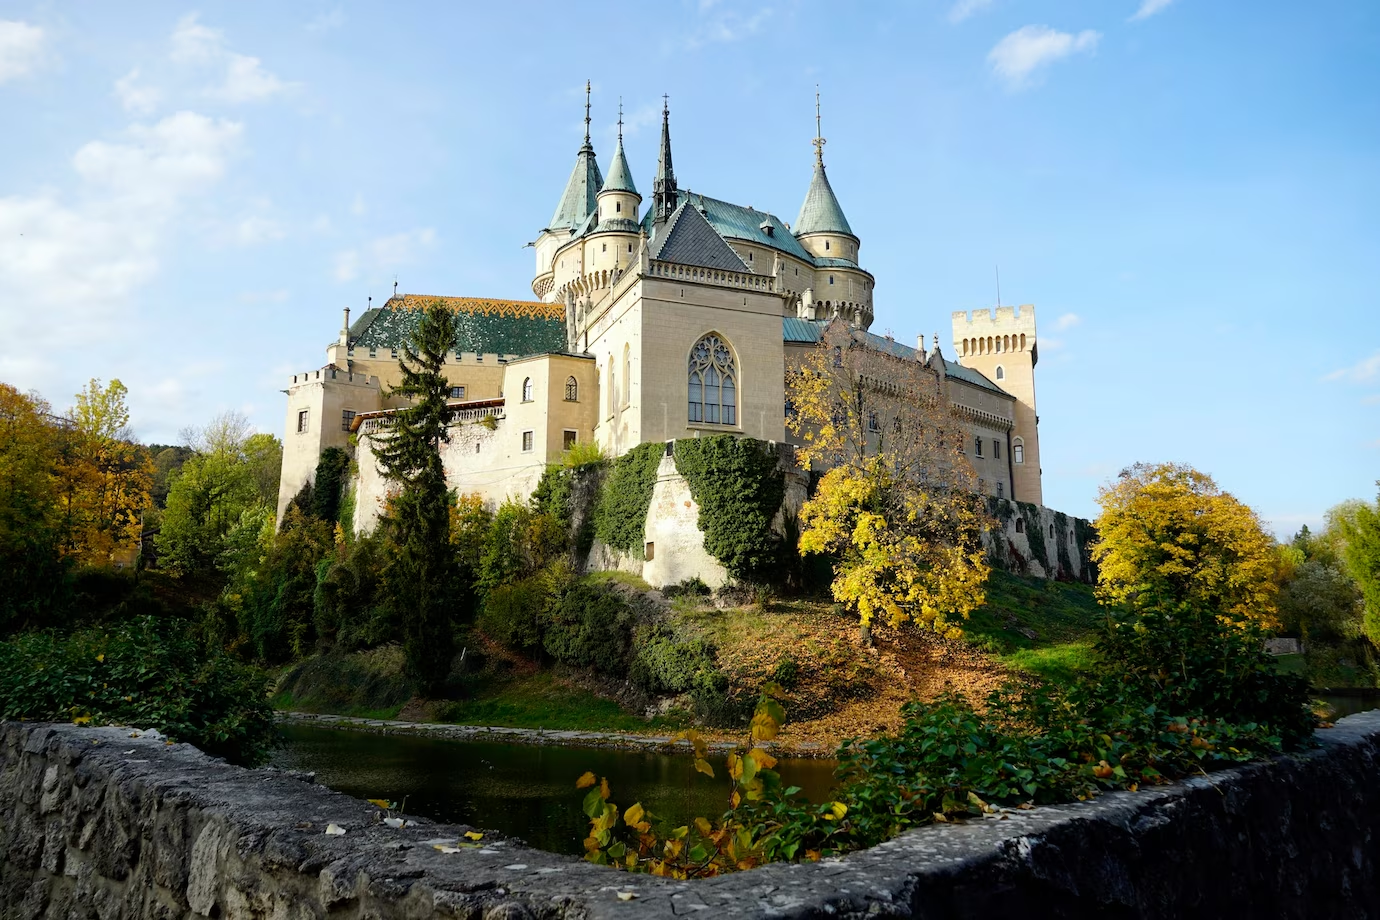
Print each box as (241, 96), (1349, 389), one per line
(296, 409), (309, 434)
(522, 377), (534, 403)
(686, 331), (738, 427)
(1013, 438), (1025, 464)
(521, 430), (534, 452)
(564, 376), (578, 401)
(562, 429), (577, 451)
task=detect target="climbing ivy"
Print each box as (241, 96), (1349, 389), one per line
(674, 436), (785, 583)
(1019, 501), (1047, 568)
(594, 442), (664, 554)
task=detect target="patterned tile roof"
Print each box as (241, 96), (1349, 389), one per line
(780, 318), (1010, 397)
(351, 295), (567, 358)
(649, 202), (751, 271)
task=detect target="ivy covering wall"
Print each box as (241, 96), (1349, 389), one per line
(673, 436), (785, 583)
(593, 442), (664, 555)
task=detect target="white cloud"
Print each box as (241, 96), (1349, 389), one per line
(350, 193), (367, 216)
(686, 6), (772, 49)
(306, 8), (346, 32)
(232, 216), (285, 246)
(0, 19), (46, 83)
(1055, 312), (1081, 331)
(1324, 351), (1380, 384)
(114, 68), (163, 115)
(948, 0), (994, 24)
(0, 112), (241, 351)
(333, 229), (437, 284)
(988, 25), (1101, 90)
(170, 14), (293, 103)
(1130, 0), (1176, 22)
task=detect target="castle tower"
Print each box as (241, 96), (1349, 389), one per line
(596, 101), (641, 229)
(793, 90), (874, 328)
(952, 305), (1043, 504)
(533, 82), (603, 300)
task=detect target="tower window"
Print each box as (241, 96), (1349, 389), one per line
(616, 202), (621, 213)
(825, 241), (831, 251)
(687, 333), (737, 426)
(1014, 441), (1025, 464)
(522, 430), (534, 452)
(602, 243), (607, 253)
(975, 437), (984, 458)
(868, 411), (879, 432)
(563, 430), (577, 451)
(522, 377), (533, 402)
(995, 366), (1005, 380)
(993, 441), (1001, 460)
(296, 409), (309, 434)
(341, 409), (355, 432)
(829, 275), (835, 285)
(748, 251), (754, 261)
(565, 376), (578, 401)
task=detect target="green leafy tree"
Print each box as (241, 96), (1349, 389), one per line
(370, 301), (465, 693)
(1335, 486), (1380, 646)
(0, 383), (68, 631)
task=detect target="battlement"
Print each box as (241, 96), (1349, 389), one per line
(951, 304), (1037, 332)
(288, 366), (381, 389)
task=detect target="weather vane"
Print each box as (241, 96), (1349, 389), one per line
(813, 85), (827, 164)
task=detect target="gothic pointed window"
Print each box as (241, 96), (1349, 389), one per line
(687, 333), (737, 425)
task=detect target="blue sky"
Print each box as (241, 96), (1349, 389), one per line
(1, 1), (1377, 534)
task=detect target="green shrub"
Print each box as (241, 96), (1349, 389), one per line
(661, 576), (711, 599)
(594, 442), (664, 553)
(311, 447), (351, 525)
(477, 577), (550, 656)
(543, 583), (635, 675)
(673, 436), (785, 582)
(476, 500), (564, 595)
(0, 616), (276, 765)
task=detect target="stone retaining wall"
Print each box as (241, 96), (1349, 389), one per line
(3, 713), (1379, 919)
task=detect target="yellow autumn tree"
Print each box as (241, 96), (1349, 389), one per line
(1091, 462), (1279, 625)
(55, 379), (153, 565)
(788, 321), (990, 637)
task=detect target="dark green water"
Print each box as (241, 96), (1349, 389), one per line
(1320, 693), (1380, 720)
(271, 724), (837, 856)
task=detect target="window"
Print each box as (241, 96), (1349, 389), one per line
(993, 441), (1001, 460)
(645, 541), (655, 561)
(1015, 518), (1024, 534)
(601, 243), (607, 252)
(832, 345), (843, 367)
(563, 430), (577, 451)
(1013, 439), (1024, 464)
(615, 202), (622, 213)
(1049, 524), (1055, 538)
(825, 240), (831, 251)
(995, 366), (1005, 380)
(522, 377), (533, 402)
(829, 275), (835, 285)
(521, 430), (534, 452)
(687, 333), (737, 425)
(622, 344), (630, 407)
(749, 251), (754, 261)
(296, 409), (308, 434)
(449, 385), (466, 399)
(341, 409), (355, 432)
(975, 437), (984, 458)
(868, 411), (879, 432)
(564, 376), (578, 401)
(997, 482), (1004, 498)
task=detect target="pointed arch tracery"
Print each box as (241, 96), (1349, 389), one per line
(687, 332), (737, 426)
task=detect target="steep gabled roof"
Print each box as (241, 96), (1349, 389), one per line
(643, 190), (815, 263)
(649, 201), (751, 272)
(794, 161), (855, 239)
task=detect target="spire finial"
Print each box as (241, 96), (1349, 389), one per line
(617, 97), (624, 143)
(393, 276), (398, 298)
(584, 80), (592, 145)
(813, 85), (827, 166)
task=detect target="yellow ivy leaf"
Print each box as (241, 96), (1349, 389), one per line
(367, 799), (391, 809)
(576, 771), (597, 789)
(463, 831), (483, 841)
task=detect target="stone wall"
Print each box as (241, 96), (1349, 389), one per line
(3, 713), (1379, 919)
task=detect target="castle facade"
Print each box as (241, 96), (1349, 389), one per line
(277, 94), (1046, 564)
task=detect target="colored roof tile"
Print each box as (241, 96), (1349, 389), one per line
(352, 295), (566, 358)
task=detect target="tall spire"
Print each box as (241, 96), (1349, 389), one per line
(794, 87), (855, 239)
(600, 97), (638, 197)
(813, 85), (826, 166)
(583, 79), (591, 146)
(653, 95), (678, 224)
(546, 80), (604, 232)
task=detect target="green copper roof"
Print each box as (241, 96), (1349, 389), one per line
(601, 138), (638, 196)
(794, 162), (855, 239)
(644, 190), (815, 264)
(781, 319), (1010, 397)
(650, 202), (751, 271)
(351, 296), (567, 358)
(548, 141), (604, 233)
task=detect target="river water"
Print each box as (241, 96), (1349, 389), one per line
(270, 724), (838, 856)
(273, 694), (1378, 857)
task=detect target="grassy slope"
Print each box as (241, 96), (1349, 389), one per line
(961, 570), (1104, 682)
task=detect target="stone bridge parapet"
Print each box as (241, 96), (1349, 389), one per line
(2, 714), (1378, 919)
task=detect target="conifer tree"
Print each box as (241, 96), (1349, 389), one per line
(372, 302), (461, 693)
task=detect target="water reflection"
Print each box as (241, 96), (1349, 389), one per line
(271, 724), (837, 857)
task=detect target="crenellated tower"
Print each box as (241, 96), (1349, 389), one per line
(952, 305), (1042, 504)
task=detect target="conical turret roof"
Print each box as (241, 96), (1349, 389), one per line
(548, 139), (604, 232)
(794, 160), (854, 238)
(600, 137), (638, 197)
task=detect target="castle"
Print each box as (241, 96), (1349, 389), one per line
(277, 91), (1050, 580)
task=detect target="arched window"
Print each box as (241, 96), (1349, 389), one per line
(564, 376), (578, 401)
(1015, 518), (1025, 534)
(1013, 439), (1024, 464)
(995, 365), (1005, 380)
(522, 377), (533, 402)
(622, 344), (630, 407)
(687, 333), (737, 425)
